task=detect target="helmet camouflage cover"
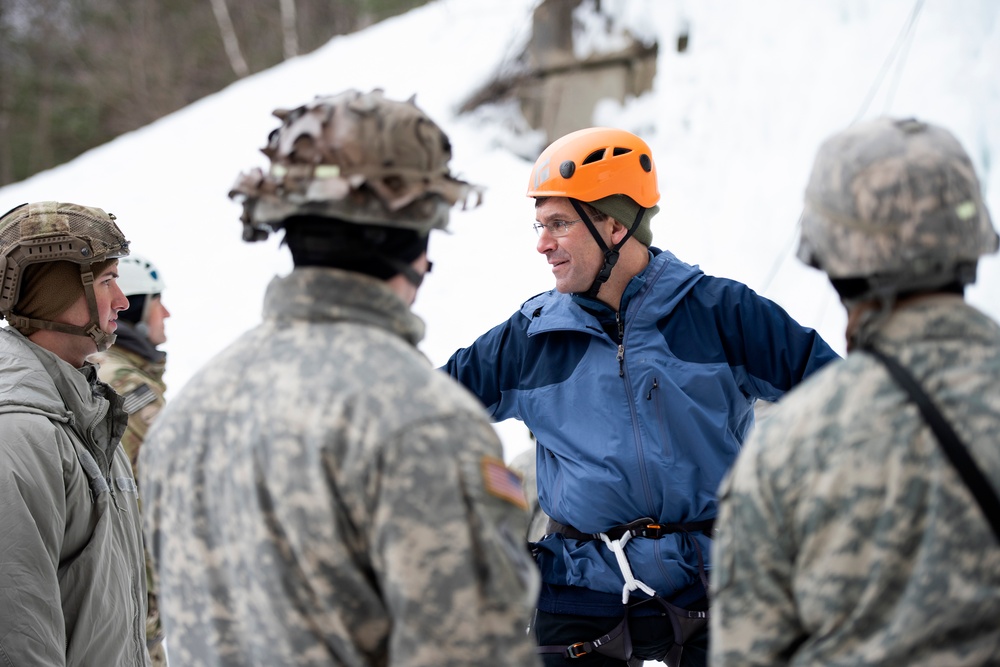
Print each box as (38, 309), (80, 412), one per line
(797, 117), (998, 289)
(0, 201), (130, 317)
(229, 88), (482, 242)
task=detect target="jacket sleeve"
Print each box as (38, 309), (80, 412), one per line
(441, 313), (531, 421)
(665, 277), (840, 400)
(0, 416), (70, 665)
(369, 414), (541, 667)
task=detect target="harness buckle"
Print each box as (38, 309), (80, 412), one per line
(613, 517), (656, 540)
(637, 523), (663, 539)
(566, 642), (589, 659)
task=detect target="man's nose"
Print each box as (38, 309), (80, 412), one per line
(113, 284), (129, 311)
(536, 229), (557, 254)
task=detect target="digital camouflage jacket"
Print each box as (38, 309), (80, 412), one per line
(141, 267), (541, 667)
(712, 295), (1000, 665)
(91, 321), (167, 479)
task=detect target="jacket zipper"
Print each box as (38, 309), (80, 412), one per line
(647, 378), (672, 458)
(89, 403), (126, 513)
(646, 378), (659, 400)
(616, 311), (625, 377)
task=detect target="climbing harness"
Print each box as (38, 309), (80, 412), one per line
(536, 517), (713, 666)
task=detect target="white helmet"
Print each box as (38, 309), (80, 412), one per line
(117, 254), (166, 297)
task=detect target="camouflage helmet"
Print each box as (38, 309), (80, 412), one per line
(0, 201), (130, 349)
(797, 117), (998, 295)
(229, 88), (482, 242)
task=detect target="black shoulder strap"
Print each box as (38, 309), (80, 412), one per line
(865, 346), (1000, 543)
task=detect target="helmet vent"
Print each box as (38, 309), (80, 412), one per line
(612, 147), (632, 157)
(582, 149), (606, 165)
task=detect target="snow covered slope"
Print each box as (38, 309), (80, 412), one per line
(1, 0), (997, 461)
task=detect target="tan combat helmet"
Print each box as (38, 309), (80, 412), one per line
(798, 117), (998, 301)
(229, 88), (482, 242)
(0, 201), (130, 350)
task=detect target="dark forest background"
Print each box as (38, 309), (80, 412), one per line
(0, 0), (430, 186)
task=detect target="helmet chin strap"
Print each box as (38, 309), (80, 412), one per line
(841, 263), (978, 352)
(382, 255), (428, 288)
(7, 263), (116, 353)
(78, 263), (116, 351)
(570, 199), (645, 300)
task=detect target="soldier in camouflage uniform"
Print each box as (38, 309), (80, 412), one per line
(711, 117), (1000, 665)
(139, 89), (541, 667)
(90, 253), (171, 665)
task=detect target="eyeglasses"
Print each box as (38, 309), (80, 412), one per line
(532, 219), (581, 238)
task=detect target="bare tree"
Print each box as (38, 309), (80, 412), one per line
(0, 111), (10, 186)
(0, 0), (433, 187)
(208, 0), (249, 77)
(279, 0), (299, 59)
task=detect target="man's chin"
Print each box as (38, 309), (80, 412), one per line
(554, 279), (587, 294)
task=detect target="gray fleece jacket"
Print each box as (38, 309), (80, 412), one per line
(0, 327), (149, 666)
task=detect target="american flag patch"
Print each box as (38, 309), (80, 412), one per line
(122, 384), (156, 414)
(481, 456), (528, 510)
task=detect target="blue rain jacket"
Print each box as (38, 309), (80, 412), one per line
(444, 248), (839, 608)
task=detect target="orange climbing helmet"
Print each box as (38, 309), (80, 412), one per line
(526, 127), (660, 207)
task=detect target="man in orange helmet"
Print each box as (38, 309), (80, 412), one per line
(444, 127), (840, 666)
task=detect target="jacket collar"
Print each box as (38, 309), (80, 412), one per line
(0, 327), (67, 419)
(570, 248), (658, 316)
(870, 294), (999, 350)
(522, 247), (703, 336)
(0, 327), (127, 472)
(263, 267), (426, 346)
(91, 343), (167, 384)
(111, 320), (167, 364)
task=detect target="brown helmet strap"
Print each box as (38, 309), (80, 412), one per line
(5, 262), (116, 351)
(78, 262), (116, 351)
